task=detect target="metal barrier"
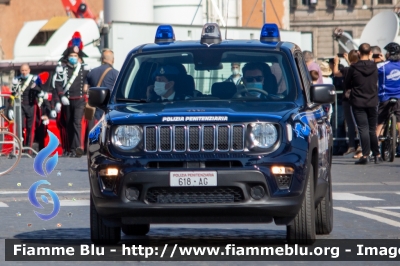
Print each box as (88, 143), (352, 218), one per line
(331, 90), (359, 145)
(0, 93), (37, 158)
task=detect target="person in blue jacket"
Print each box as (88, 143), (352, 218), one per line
(376, 42), (400, 150)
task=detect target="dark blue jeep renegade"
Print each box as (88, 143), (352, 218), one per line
(88, 23), (335, 244)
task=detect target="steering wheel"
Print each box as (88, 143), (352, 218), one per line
(232, 88), (269, 99)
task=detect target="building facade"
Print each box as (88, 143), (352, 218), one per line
(242, 0), (290, 30)
(290, 0), (398, 57)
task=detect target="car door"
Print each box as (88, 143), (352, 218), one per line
(293, 51), (329, 180)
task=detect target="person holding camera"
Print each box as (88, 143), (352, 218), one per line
(371, 46), (385, 64)
(343, 43), (381, 165)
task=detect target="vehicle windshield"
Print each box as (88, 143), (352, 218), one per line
(115, 49), (296, 103)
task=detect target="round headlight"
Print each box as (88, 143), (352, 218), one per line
(113, 125), (142, 150)
(250, 123), (278, 149)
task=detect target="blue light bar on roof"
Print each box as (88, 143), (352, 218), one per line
(155, 25), (175, 44)
(260, 23), (280, 42)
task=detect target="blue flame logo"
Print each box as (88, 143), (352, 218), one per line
(88, 125), (101, 144)
(28, 180), (60, 221)
(33, 130), (59, 177)
(30, 130), (60, 220)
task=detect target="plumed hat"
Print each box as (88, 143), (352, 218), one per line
(62, 31), (88, 59)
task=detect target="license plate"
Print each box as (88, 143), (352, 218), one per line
(170, 171), (217, 187)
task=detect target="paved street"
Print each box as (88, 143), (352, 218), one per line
(0, 156), (399, 265)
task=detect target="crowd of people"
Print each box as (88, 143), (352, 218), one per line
(303, 42), (400, 165)
(5, 32), (118, 158)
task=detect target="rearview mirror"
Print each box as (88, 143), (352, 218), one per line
(310, 84), (335, 104)
(195, 63), (223, 71)
(89, 87), (110, 110)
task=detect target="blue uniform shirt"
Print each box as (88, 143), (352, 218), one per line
(377, 60), (400, 102)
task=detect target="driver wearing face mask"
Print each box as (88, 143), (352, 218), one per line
(241, 62), (266, 97)
(147, 65), (183, 102)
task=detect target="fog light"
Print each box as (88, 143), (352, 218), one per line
(99, 168), (119, 176)
(250, 185), (265, 200)
(271, 166), (294, 175)
(126, 187), (140, 201)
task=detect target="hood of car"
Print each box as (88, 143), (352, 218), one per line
(108, 101), (298, 125)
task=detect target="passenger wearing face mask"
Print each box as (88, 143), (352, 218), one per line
(225, 63), (243, 87)
(146, 65), (184, 102)
(8, 63), (41, 150)
(54, 42), (90, 158)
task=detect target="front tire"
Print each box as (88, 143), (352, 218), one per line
(315, 168), (333, 234)
(287, 164), (316, 244)
(122, 224), (150, 236)
(90, 196), (121, 244)
(382, 115), (396, 162)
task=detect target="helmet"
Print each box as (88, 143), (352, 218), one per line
(384, 42), (400, 55)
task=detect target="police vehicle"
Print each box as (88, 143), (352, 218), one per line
(88, 23), (335, 244)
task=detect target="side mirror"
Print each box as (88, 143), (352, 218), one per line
(89, 87), (110, 110)
(310, 84), (335, 104)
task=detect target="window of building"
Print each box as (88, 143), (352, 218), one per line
(377, 0), (393, 4)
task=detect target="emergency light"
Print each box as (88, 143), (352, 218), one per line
(260, 23), (280, 42)
(154, 25), (175, 44)
(201, 23), (222, 45)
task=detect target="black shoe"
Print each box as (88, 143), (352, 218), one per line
(355, 156), (369, 165)
(375, 156), (384, 164)
(69, 150), (82, 158)
(62, 151), (70, 157)
(75, 148), (84, 157)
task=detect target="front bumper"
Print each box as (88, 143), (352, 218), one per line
(89, 164), (308, 225)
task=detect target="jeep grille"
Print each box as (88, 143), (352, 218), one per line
(144, 124), (245, 152)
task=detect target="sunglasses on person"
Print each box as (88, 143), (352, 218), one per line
(244, 76), (264, 82)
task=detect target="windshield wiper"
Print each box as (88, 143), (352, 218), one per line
(116, 98), (148, 103)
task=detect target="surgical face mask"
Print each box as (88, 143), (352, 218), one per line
(246, 82), (263, 90)
(154, 81), (167, 96)
(21, 73), (29, 79)
(68, 57), (78, 65)
(232, 69), (240, 75)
